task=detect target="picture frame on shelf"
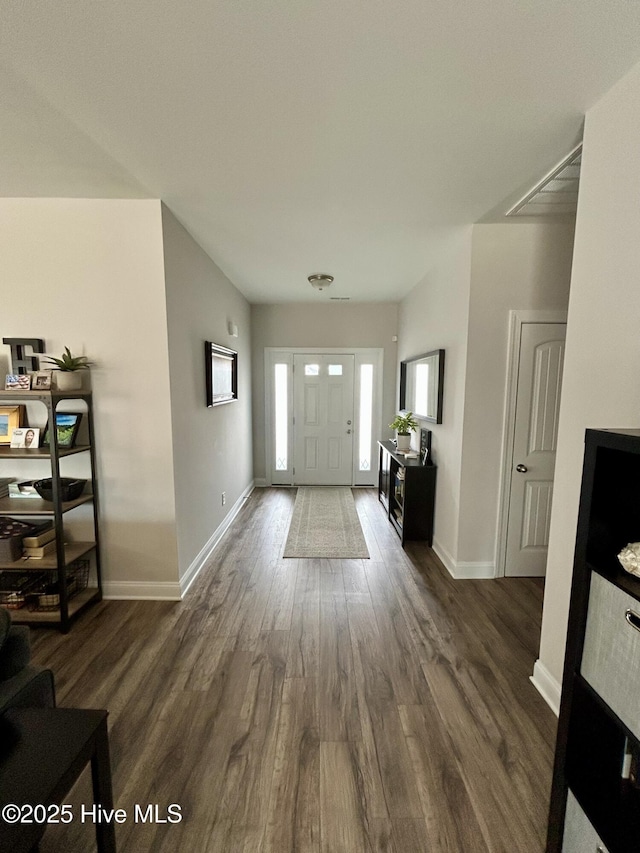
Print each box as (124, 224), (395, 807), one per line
(420, 427), (432, 466)
(5, 374), (31, 391)
(0, 406), (24, 445)
(32, 371), (52, 390)
(42, 413), (82, 449)
(10, 427), (40, 449)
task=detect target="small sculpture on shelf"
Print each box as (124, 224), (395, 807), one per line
(617, 542), (640, 578)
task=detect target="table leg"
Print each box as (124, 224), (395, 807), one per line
(90, 718), (117, 853)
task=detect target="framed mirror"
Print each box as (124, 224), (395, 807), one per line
(399, 349), (445, 424)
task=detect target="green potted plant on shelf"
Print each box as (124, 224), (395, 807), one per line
(389, 411), (419, 451)
(42, 347), (93, 392)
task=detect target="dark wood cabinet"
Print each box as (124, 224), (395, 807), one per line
(548, 428), (640, 853)
(377, 440), (436, 546)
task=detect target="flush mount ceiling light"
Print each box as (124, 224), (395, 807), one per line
(308, 273), (334, 291)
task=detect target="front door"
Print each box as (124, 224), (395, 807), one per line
(293, 354), (354, 485)
(504, 322), (566, 577)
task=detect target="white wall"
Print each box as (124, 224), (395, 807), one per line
(251, 302), (398, 482)
(161, 207), (253, 583)
(537, 59), (640, 704)
(457, 222), (575, 566)
(0, 198), (179, 595)
(397, 229), (473, 567)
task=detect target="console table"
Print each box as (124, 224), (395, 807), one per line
(378, 440), (436, 545)
(0, 707), (115, 853)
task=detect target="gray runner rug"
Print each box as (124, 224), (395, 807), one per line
(283, 487), (370, 559)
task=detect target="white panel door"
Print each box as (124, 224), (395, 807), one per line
(505, 323), (566, 576)
(293, 354), (354, 485)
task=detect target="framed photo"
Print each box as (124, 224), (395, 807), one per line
(420, 427), (432, 466)
(42, 413), (82, 449)
(0, 407), (24, 444)
(205, 341), (238, 407)
(5, 374), (31, 391)
(32, 372), (52, 390)
(10, 427), (40, 449)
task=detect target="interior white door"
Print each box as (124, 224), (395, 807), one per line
(505, 322), (566, 577)
(293, 354), (355, 485)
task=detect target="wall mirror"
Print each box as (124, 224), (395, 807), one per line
(399, 349), (445, 423)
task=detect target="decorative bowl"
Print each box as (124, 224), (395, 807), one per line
(33, 478), (87, 502)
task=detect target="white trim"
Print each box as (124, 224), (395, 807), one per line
(433, 537), (495, 579)
(179, 481), (255, 596)
(530, 658), (561, 717)
(495, 310), (568, 577)
(452, 561), (496, 580)
(432, 538), (456, 575)
(253, 477), (268, 487)
(103, 582), (182, 600)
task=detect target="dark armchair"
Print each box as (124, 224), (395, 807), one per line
(0, 609), (55, 714)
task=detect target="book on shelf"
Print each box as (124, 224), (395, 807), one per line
(0, 478), (15, 499)
(8, 481), (38, 498)
(23, 539), (57, 559)
(22, 525), (56, 548)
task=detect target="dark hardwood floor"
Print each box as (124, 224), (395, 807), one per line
(31, 488), (556, 852)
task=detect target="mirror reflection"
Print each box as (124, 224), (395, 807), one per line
(400, 349), (445, 423)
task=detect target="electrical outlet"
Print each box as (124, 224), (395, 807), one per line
(221, 492), (226, 506)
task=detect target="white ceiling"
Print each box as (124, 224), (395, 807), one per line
(2, 1), (640, 303)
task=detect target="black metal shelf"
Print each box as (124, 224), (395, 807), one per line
(0, 390), (102, 632)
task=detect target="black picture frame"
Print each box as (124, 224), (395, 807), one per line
(205, 342), (238, 407)
(420, 427), (432, 466)
(43, 413), (83, 448)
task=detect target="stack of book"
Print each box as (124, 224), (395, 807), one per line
(0, 478), (14, 499)
(22, 524), (57, 559)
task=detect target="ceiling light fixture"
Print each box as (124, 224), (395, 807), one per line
(308, 273), (334, 291)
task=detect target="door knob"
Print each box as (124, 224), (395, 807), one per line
(516, 464), (528, 473)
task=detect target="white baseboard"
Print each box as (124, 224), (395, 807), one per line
(453, 561), (496, 579)
(103, 581), (182, 600)
(432, 538), (456, 575)
(253, 478), (268, 487)
(432, 538), (495, 579)
(179, 480), (255, 596)
(530, 658), (561, 717)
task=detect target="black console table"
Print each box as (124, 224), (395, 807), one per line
(0, 707), (115, 853)
(378, 440), (436, 546)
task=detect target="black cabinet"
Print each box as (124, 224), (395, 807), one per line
(377, 440), (436, 546)
(548, 429), (640, 853)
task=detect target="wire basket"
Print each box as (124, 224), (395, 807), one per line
(29, 559), (90, 612)
(0, 572), (47, 610)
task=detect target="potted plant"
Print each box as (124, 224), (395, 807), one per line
(42, 347), (93, 392)
(389, 411), (419, 451)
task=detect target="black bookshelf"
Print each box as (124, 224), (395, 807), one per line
(548, 429), (640, 852)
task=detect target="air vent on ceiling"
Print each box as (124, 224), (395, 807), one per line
(330, 297), (350, 301)
(506, 144), (581, 217)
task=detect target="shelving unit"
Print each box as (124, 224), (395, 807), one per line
(377, 440), (436, 545)
(0, 389), (102, 632)
(548, 428), (640, 853)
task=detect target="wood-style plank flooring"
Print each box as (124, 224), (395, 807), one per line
(30, 488), (556, 852)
